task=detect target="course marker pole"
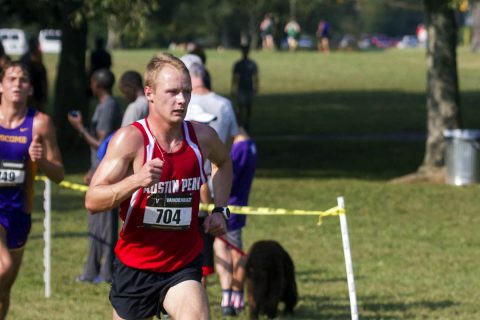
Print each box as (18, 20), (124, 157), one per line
(43, 178), (51, 298)
(337, 196), (358, 320)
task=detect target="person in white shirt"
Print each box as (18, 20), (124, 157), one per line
(181, 55), (239, 316)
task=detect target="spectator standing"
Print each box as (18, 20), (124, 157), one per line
(471, 1), (480, 52)
(68, 68), (122, 284)
(96, 71), (149, 162)
(20, 38), (48, 111)
(89, 36), (112, 76)
(119, 70), (149, 127)
(284, 17), (301, 51)
(181, 54), (238, 156)
(214, 126), (258, 316)
(260, 14), (275, 50)
(416, 23), (427, 46)
(316, 20), (331, 53)
(87, 36), (112, 98)
(189, 44), (212, 90)
(0, 61), (64, 319)
(231, 46), (258, 131)
(84, 52), (232, 320)
(181, 54), (239, 316)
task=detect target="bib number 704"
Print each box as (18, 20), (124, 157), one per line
(156, 208), (181, 225)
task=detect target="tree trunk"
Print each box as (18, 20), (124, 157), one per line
(54, 1), (88, 150)
(420, 0), (460, 174)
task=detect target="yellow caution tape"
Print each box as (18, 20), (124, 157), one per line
(35, 176), (346, 224)
(35, 175), (47, 182)
(35, 176), (89, 193)
(200, 203), (345, 225)
(59, 180), (89, 192)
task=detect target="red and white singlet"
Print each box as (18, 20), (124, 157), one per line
(115, 119), (207, 272)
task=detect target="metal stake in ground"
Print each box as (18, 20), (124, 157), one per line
(43, 178), (51, 298)
(337, 196), (358, 320)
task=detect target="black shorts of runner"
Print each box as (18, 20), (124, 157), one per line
(109, 255), (202, 319)
(198, 216), (215, 276)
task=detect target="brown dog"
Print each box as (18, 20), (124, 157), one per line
(245, 240), (298, 319)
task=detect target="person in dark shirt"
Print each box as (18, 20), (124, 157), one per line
(316, 19), (331, 53)
(231, 46), (258, 131)
(189, 44), (212, 90)
(90, 36), (112, 74)
(20, 38), (48, 111)
(87, 36), (112, 98)
(68, 68), (122, 284)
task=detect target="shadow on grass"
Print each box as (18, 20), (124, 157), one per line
(247, 90), (480, 180)
(56, 90), (480, 180)
(295, 294), (456, 319)
(251, 90), (480, 136)
(251, 91), (427, 136)
(361, 298), (456, 313)
(256, 140), (425, 180)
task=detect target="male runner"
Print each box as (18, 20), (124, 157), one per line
(85, 52), (232, 320)
(0, 61), (64, 319)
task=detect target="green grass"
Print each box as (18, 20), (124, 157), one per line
(10, 47), (480, 319)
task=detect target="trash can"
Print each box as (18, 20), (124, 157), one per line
(444, 129), (480, 186)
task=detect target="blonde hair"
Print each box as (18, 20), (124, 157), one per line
(144, 52), (189, 89)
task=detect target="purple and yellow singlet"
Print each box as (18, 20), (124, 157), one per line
(0, 108), (36, 249)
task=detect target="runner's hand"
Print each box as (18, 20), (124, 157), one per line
(135, 158), (163, 188)
(203, 212), (227, 236)
(29, 134), (44, 162)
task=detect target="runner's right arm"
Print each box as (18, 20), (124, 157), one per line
(85, 126), (163, 213)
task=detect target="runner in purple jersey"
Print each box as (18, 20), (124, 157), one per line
(215, 126), (257, 315)
(0, 61), (64, 319)
(227, 129), (257, 231)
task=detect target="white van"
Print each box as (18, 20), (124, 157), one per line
(0, 28), (28, 55)
(38, 29), (62, 53)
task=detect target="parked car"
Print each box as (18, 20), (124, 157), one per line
(297, 34), (316, 50)
(0, 28), (28, 55)
(38, 29), (61, 53)
(370, 34), (399, 49)
(280, 34), (316, 50)
(338, 34), (358, 50)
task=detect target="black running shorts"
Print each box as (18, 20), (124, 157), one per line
(109, 255), (202, 319)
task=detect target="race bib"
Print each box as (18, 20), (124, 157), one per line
(143, 193), (193, 230)
(0, 161), (26, 187)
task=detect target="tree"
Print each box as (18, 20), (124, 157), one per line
(420, 0), (460, 177)
(53, 0), (157, 148)
(394, 0), (461, 183)
(53, 0), (88, 150)
(0, 0), (158, 149)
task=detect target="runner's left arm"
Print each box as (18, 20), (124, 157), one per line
(30, 113), (64, 183)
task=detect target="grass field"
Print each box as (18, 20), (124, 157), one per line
(10, 47), (480, 319)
